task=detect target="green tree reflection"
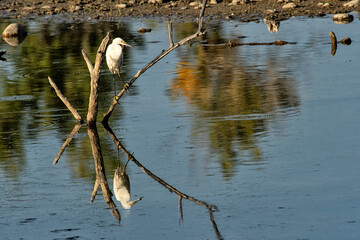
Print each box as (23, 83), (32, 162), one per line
(0, 20), (141, 180)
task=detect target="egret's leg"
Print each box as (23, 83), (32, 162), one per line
(130, 196), (143, 207)
(118, 72), (131, 93)
(112, 74), (116, 96)
(118, 72), (126, 84)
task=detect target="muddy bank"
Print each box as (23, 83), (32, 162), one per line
(0, 0), (359, 22)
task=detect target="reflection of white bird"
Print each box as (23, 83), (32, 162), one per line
(264, 19), (280, 33)
(113, 161), (142, 209)
(106, 37), (132, 94)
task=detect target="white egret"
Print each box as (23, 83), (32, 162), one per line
(106, 37), (132, 95)
(113, 161), (142, 209)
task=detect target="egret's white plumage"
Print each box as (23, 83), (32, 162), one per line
(113, 163), (142, 209)
(106, 37), (132, 94)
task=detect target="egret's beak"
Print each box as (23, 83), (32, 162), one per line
(121, 41), (133, 48)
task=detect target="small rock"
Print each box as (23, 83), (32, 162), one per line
(149, 0), (162, 3)
(116, 3), (128, 8)
(210, 0), (222, 4)
(343, 0), (359, 7)
(282, 2), (297, 9)
(41, 5), (51, 10)
(333, 13), (354, 24)
(229, 0), (249, 5)
(189, 1), (201, 6)
(266, 9), (278, 14)
(323, 3), (330, 7)
(69, 5), (82, 12)
(2, 23), (27, 37)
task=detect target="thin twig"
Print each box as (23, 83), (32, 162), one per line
(179, 196), (183, 224)
(168, 21), (174, 47)
(102, 0), (208, 123)
(48, 76), (83, 123)
(53, 123), (82, 165)
(91, 179), (100, 202)
(82, 49), (94, 73)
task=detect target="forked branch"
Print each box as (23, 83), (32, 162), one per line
(102, 0), (208, 123)
(83, 32), (111, 126)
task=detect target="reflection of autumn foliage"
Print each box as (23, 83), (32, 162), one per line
(170, 27), (300, 178)
(170, 62), (200, 102)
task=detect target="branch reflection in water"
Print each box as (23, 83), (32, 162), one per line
(51, 122), (223, 239)
(87, 125), (121, 223)
(103, 122), (223, 240)
(52, 123), (121, 223)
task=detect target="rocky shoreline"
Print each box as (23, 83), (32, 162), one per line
(0, 0), (359, 22)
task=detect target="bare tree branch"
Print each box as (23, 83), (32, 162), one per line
(102, 0), (208, 123)
(48, 76), (83, 123)
(85, 32), (111, 126)
(178, 196), (183, 224)
(82, 49), (94, 73)
(91, 179), (100, 202)
(168, 21), (174, 47)
(53, 123), (82, 165)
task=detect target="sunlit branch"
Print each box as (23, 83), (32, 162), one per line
(102, 0), (208, 123)
(330, 31), (337, 56)
(102, 122), (223, 239)
(53, 123), (82, 165)
(168, 21), (174, 47)
(82, 32), (111, 126)
(48, 76), (83, 123)
(91, 179), (100, 202)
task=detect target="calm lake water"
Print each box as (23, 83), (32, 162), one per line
(1, 14), (360, 239)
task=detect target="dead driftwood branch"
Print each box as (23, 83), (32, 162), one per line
(330, 31), (338, 56)
(83, 32), (111, 126)
(227, 40), (297, 47)
(168, 21), (174, 47)
(102, 0), (208, 123)
(53, 123), (82, 165)
(102, 122), (223, 240)
(48, 76), (83, 123)
(48, 30), (109, 126)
